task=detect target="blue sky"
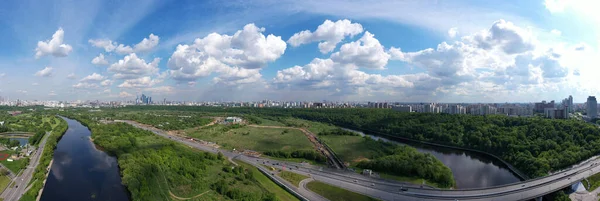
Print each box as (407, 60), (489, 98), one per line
(0, 0), (598, 103)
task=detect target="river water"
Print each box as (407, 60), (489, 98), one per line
(40, 117), (129, 201)
(343, 128), (522, 189)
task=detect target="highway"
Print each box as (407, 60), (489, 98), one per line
(1, 131), (50, 201)
(119, 120), (600, 201)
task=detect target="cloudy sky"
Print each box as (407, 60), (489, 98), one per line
(0, 0), (598, 103)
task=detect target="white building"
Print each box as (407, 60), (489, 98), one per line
(393, 106), (412, 112)
(588, 96), (598, 119)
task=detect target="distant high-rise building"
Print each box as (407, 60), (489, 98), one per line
(588, 96), (597, 119)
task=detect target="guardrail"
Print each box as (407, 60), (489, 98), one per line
(255, 165), (309, 201)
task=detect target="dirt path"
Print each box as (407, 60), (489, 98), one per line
(248, 125), (344, 169)
(169, 190), (211, 200)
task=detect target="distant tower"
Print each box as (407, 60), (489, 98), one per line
(587, 96), (597, 119)
(568, 95), (573, 113)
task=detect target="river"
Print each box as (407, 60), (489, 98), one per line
(343, 128), (522, 189)
(40, 117), (129, 201)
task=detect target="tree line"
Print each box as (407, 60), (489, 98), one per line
(117, 106), (600, 178)
(264, 149), (327, 163)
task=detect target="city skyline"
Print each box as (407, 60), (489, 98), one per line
(0, 0), (599, 102)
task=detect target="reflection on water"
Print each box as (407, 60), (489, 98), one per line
(40, 118), (129, 201)
(343, 128), (522, 189)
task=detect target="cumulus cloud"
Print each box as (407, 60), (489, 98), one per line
(134, 34), (160, 52)
(466, 19), (535, 54)
(108, 53), (160, 79)
(48, 91), (57, 96)
(80, 73), (106, 82)
(89, 33), (160, 54)
(118, 76), (161, 88)
(0, 73), (5, 78)
(100, 79), (112, 86)
(35, 28), (73, 58)
(288, 19), (363, 53)
(91, 53), (109, 66)
(88, 39), (116, 52)
(448, 27), (459, 38)
(16, 90), (27, 94)
(167, 23), (286, 85)
(550, 29), (562, 36)
(119, 91), (134, 98)
(330, 31), (390, 69)
(34, 67), (53, 77)
(32, 83), (39, 86)
(67, 73), (77, 79)
(73, 82), (99, 89)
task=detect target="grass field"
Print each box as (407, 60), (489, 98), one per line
(187, 125), (314, 152)
(306, 180), (378, 201)
(583, 172), (600, 191)
(237, 160), (300, 201)
(279, 171), (309, 187)
(0, 159), (26, 173)
(0, 175), (9, 191)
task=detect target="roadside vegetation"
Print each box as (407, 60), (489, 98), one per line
(306, 180), (379, 201)
(20, 116), (67, 201)
(279, 171), (308, 187)
(583, 172), (600, 191)
(61, 111), (298, 201)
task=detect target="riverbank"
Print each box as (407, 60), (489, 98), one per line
(35, 159), (52, 201)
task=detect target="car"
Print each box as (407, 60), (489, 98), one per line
(568, 177), (570, 180)
(15, 185), (18, 188)
(521, 184), (525, 187)
(371, 183), (375, 186)
(400, 187), (408, 192)
(353, 180), (357, 183)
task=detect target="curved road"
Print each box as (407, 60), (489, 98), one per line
(120, 120), (600, 201)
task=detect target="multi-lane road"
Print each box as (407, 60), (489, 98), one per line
(119, 120), (600, 201)
(1, 131), (50, 201)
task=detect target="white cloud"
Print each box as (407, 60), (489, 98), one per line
(100, 79), (112, 86)
(466, 19), (535, 54)
(108, 53), (160, 79)
(330, 32), (390, 69)
(134, 34), (160, 52)
(88, 39), (116, 52)
(0, 73), (5, 78)
(91, 53), (109, 66)
(119, 91), (134, 98)
(544, 0), (570, 13)
(80, 73), (106, 82)
(288, 19), (364, 53)
(550, 29), (562, 36)
(48, 91), (57, 96)
(16, 90), (27, 94)
(72, 82), (99, 89)
(115, 44), (134, 54)
(147, 86), (175, 94)
(118, 76), (161, 88)
(32, 83), (39, 86)
(67, 73), (77, 79)
(448, 27), (458, 38)
(89, 33), (160, 54)
(34, 67), (53, 77)
(168, 23), (285, 84)
(35, 28), (73, 58)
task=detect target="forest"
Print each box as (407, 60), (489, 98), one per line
(60, 111), (290, 201)
(118, 106), (600, 178)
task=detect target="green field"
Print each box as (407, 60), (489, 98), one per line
(583, 172), (600, 191)
(187, 125), (314, 152)
(0, 175), (10, 190)
(0, 158), (27, 173)
(237, 160), (300, 201)
(279, 171), (309, 187)
(306, 181), (378, 201)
